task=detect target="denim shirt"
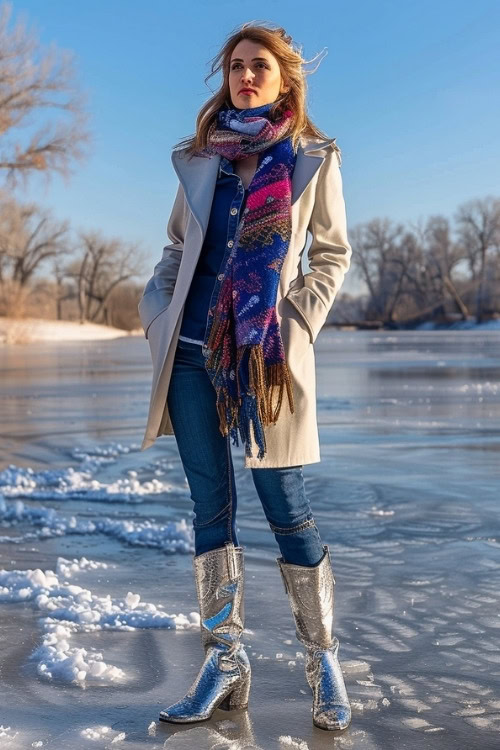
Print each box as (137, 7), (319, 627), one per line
(178, 156), (249, 346)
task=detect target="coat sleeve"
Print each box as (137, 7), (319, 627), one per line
(285, 145), (352, 343)
(137, 181), (188, 337)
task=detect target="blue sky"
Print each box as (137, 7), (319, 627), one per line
(7, 0), (500, 293)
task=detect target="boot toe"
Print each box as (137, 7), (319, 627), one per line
(314, 704), (351, 731)
(159, 699), (208, 723)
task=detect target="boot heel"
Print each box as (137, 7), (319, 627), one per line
(218, 668), (251, 711)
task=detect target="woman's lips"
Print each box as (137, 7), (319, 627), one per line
(239, 89), (256, 95)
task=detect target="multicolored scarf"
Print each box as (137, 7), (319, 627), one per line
(200, 102), (297, 460)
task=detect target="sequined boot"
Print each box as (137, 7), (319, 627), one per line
(159, 542), (251, 723)
(276, 544), (351, 730)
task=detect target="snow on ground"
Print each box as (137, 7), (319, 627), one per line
(0, 494), (193, 552)
(0, 555), (199, 686)
(0, 443), (194, 552)
(80, 726), (127, 742)
(0, 443), (181, 505)
(0, 317), (142, 345)
(0, 441), (200, 692)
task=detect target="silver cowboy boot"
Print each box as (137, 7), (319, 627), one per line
(276, 544), (351, 731)
(159, 542), (251, 723)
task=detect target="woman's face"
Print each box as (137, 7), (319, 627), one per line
(228, 39), (289, 109)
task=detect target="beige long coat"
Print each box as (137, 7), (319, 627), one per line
(137, 134), (352, 468)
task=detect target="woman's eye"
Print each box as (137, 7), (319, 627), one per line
(231, 63), (268, 70)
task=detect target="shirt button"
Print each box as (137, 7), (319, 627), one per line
(230, 207), (237, 215)
(227, 240), (234, 248)
(217, 273), (224, 280)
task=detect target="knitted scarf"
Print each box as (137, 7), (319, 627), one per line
(200, 102), (297, 460)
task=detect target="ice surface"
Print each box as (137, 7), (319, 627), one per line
(0, 330), (499, 748)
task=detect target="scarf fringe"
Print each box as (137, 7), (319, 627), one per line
(248, 345), (295, 426)
(208, 343), (295, 460)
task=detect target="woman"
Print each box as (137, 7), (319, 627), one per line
(138, 22), (353, 731)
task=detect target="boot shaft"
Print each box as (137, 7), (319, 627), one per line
(276, 544), (335, 650)
(193, 542), (245, 653)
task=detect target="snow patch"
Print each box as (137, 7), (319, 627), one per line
(0, 556), (199, 686)
(0, 443), (179, 505)
(80, 726), (126, 742)
(0, 494), (193, 554)
(279, 736), (309, 749)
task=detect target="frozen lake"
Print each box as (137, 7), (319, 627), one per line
(0, 328), (499, 749)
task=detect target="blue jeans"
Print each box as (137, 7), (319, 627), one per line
(166, 339), (325, 566)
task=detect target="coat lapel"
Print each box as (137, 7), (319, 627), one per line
(171, 135), (337, 239)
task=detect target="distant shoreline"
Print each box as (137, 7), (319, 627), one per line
(0, 317), (143, 345)
(328, 319), (500, 332)
(1, 316), (498, 346)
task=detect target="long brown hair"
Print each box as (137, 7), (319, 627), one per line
(174, 21), (335, 160)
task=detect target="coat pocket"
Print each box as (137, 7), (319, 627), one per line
(138, 287), (173, 339)
(279, 296), (312, 362)
(282, 290), (315, 344)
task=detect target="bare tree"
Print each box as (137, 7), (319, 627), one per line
(455, 196), (500, 322)
(0, 1), (92, 190)
(0, 195), (71, 314)
(393, 216), (469, 321)
(350, 218), (406, 323)
(423, 215), (469, 318)
(349, 208), (496, 326)
(71, 230), (146, 324)
(52, 256), (74, 320)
